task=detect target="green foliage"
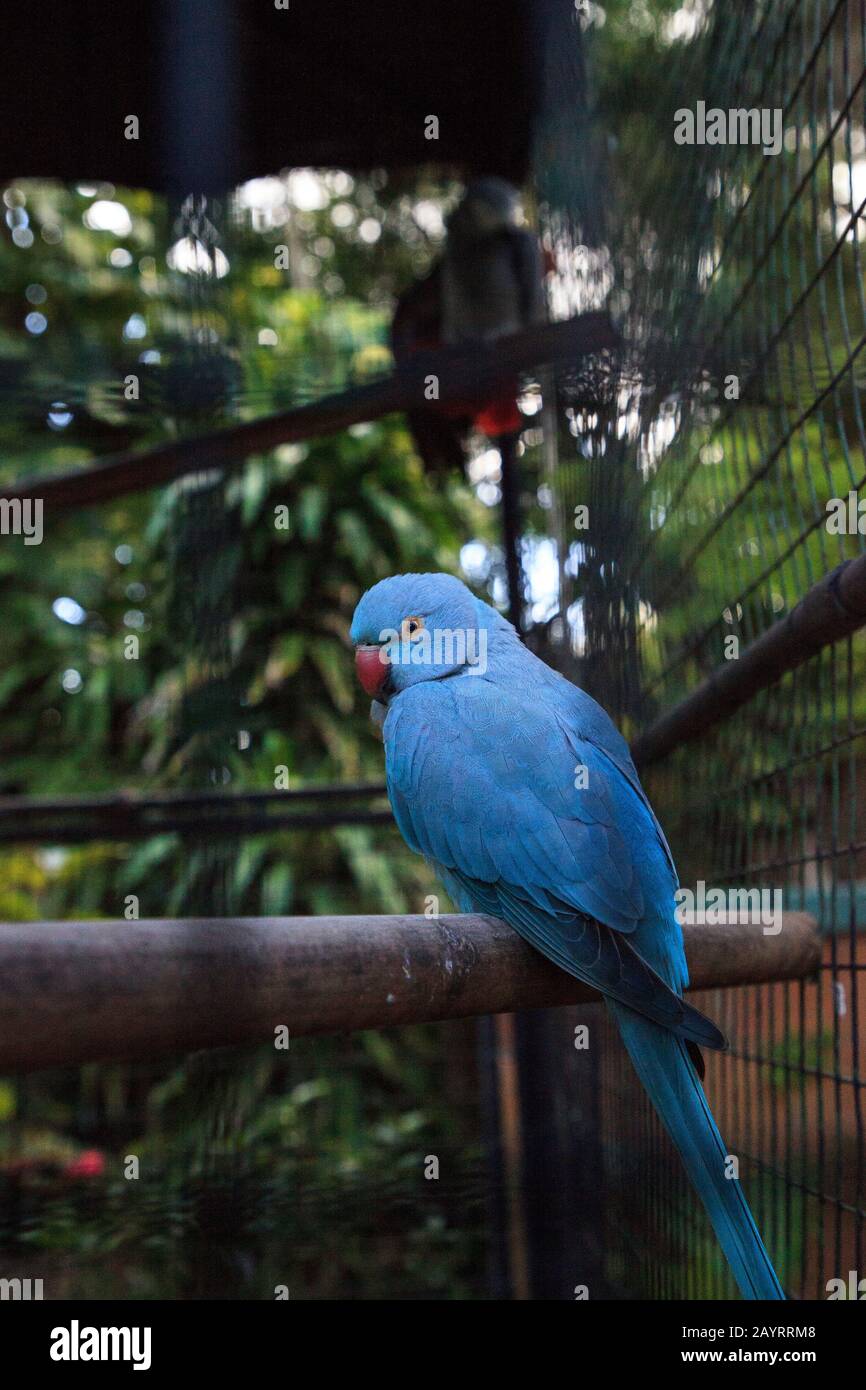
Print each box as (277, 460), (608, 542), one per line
(0, 168), (493, 1296)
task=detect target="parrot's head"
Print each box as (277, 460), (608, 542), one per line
(448, 177), (521, 240)
(350, 572), (483, 700)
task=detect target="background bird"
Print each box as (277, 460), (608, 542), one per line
(440, 176), (546, 346)
(391, 177), (548, 473)
(351, 570), (785, 1301)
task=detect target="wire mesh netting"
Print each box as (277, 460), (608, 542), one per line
(2, 0), (865, 1303)
(540, 0), (866, 1298)
(0, 162), (494, 1298)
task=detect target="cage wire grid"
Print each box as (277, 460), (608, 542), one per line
(79, 0), (864, 1300)
(2, 0), (863, 1302)
(538, 0), (866, 1298)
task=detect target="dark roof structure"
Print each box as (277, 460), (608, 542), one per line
(2, 0), (553, 193)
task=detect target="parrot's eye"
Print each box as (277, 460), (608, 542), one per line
(401, 615), (425, 641)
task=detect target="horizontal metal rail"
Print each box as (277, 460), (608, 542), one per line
(0, 910), (819, 1072)
(2, 555), (862, 842)
(0, 313), (617, 512)
(632, 553), (866, 769)
(0, 785), (391, 843)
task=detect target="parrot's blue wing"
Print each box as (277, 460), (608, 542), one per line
(442, 865), (722, 1048)
(387, 677), (648, 930)
(385, 677), (725, 1051)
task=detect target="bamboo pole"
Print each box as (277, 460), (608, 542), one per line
(0, 910), (819, 1073)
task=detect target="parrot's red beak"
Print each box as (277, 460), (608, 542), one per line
(355, 644), (391, 696)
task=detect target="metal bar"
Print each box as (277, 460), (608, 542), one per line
(0, 784), (387, 815)
(5, 551), (865, 841)
(632, 554), (866, 769)
(0, 910), (820, 1072)
(0, 785), (390, 842)
(0, 810), (394, 844)
(498, 431), (524, 632)
(0, 313), (617, 513)
(493, 426), (528, 1287)
(3, 550), (863, 842)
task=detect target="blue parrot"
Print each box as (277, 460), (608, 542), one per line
(351, 571), (784, 1300)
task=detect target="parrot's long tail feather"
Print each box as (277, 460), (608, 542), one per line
(610, 1002), (785, 1300)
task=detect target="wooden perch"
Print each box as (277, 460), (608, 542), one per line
(0, 313), (617, 512)
(0, 910), (819, 1073)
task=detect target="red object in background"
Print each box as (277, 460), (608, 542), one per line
(400, 331), (522, 436)
(391, 243), (549, 468)
(474, 393), (522, 437)
(64, 1149), (105, 1179)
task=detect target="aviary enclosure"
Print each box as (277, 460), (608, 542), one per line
(0, 0), (863, 1314)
